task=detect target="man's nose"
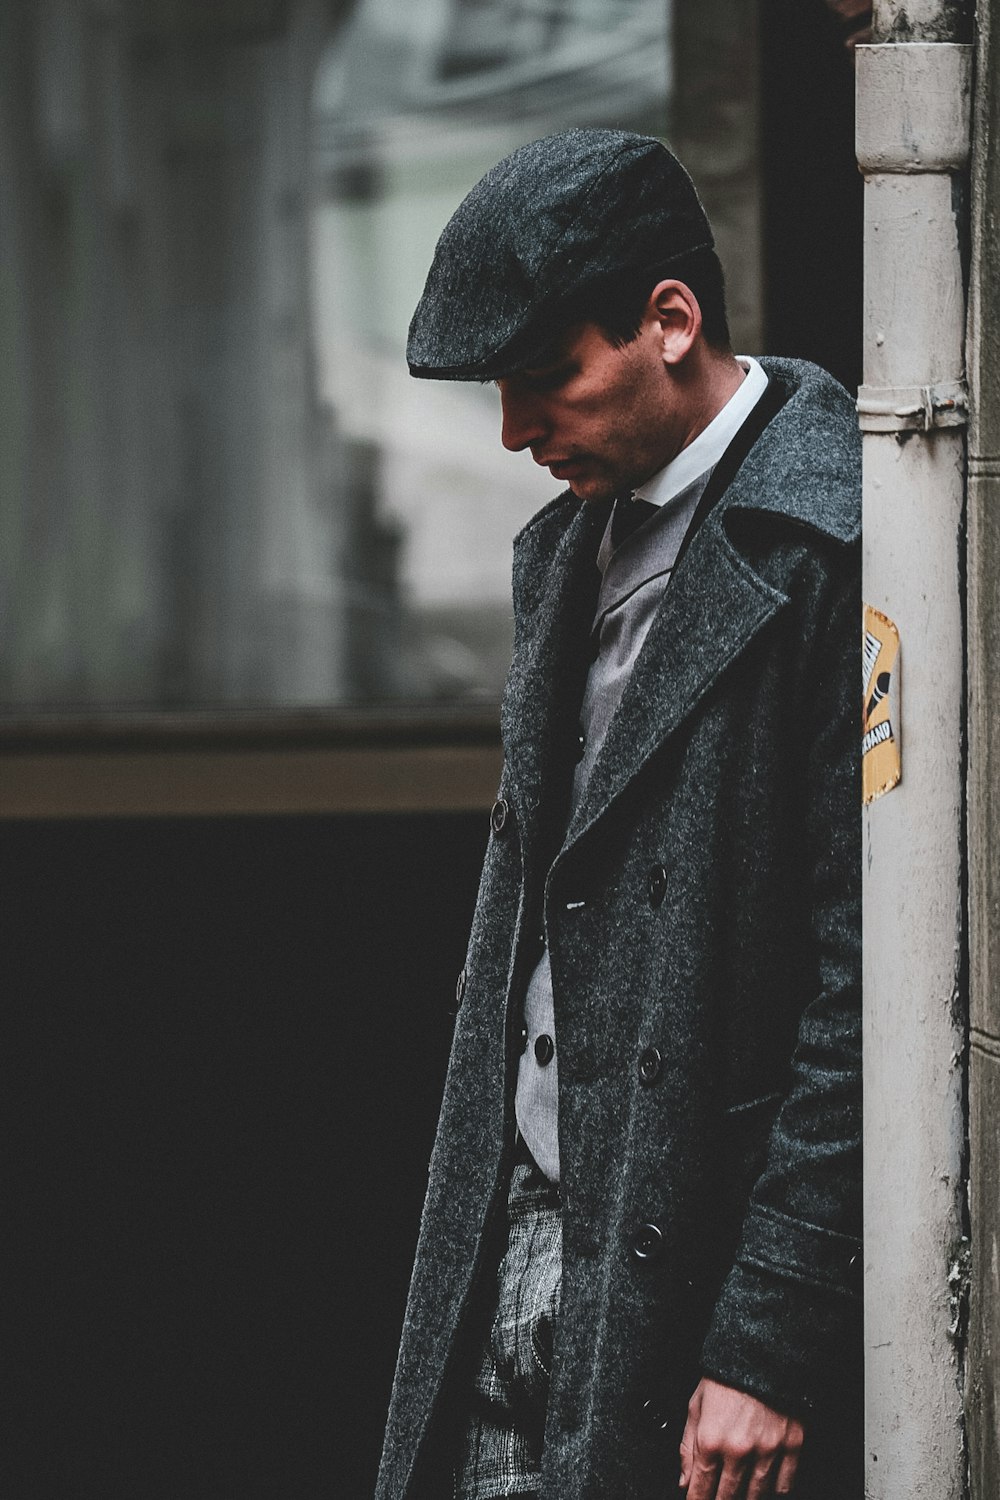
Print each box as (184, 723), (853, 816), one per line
(499, 383), (547, 453)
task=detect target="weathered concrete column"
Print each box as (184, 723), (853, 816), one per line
(966, 0), (1000, 1489)
(856, 5), (972, 1495)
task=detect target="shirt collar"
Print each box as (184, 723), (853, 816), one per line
(633, 356), (768, 508)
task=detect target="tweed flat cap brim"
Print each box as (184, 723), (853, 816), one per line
(407, 129), (714, 382)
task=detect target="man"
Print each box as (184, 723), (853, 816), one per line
(377, 129), (861, 1500)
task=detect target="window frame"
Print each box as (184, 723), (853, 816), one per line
(0, 710), (503, 819)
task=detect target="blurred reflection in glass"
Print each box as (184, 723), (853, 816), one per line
(312, 0), (671, 703)
(1, 2), (669, 711)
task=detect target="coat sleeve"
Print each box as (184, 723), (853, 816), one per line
(698, 539), (862, 1420)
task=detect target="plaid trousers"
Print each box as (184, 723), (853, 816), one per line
(452, 1148), (562, 1500)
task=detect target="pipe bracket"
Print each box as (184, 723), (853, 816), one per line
(857, 379), (968, 432)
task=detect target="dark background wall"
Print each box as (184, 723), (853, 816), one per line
(3, 813), (486, 1497)
(761, 0), (864, 394)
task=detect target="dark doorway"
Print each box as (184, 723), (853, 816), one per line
(3, 812), (486, 1496)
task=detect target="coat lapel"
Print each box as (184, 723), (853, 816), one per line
(561, 353), (865, 847)
(501, 495), (609, 862)
(564, 505), (789, 847)
(503, 356), (860, 856)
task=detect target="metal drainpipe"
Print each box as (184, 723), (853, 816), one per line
(966, 0), (1000, 1489)
(856, 3), (972, 1496)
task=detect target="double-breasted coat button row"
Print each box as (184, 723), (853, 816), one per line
(647, 863), (667, 908)
(490, 797), (510, 835)
(630, 1221), (664, 1262)
(637, 1045), (662, 1085)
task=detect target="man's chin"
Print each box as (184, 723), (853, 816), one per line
(566, 475), (617, 504)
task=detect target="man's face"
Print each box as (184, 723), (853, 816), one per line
(495, 318), (684, 503)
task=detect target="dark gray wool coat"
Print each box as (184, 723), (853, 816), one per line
(377, 358), (862, 1500)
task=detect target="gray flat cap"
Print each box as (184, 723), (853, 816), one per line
(407, 128), (714, 381)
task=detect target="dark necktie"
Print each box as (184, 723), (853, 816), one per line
(610, 492), (657, 549)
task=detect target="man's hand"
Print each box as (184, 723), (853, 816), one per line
(678, 1378), (804, 1499)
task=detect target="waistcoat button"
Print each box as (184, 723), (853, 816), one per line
(490, 797), (510, 835)
(631, 1221), (664, 1262)
(647, 863), (667, 908)
(534, 1033), (555, 1066)
(638, 1045), (662, 1085)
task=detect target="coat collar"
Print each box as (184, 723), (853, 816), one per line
(724, 356), (861, 544)
(503, 358), (859, 854)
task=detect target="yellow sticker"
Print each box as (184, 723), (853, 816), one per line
(862, 604), (901, 804)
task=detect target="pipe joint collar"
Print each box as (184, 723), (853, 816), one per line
(856, 43), (972, 175)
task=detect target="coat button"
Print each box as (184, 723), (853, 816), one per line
(574, 727), (586, 762)
(519, 1024), (529, 1055)
(641, 1395), (671, 1432)
(647, 863), (667, 908)
(490, 797), (510, 835)
(455, 968), (467, 1007)
(534, 1033), (555, 1066)
(638, 1045), (662, 1086)
(631, 1221), (664, 1262)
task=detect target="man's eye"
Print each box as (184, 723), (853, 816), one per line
(523, 364), (574, 391)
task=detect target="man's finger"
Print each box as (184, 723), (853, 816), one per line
(745, 1453), (778, 1500)
(774, 1448), (801, 1495)
(679, 1436), (693, 1490)
(686, 1452), (723, 1500)
(715, 1452), (752, 1500)
(679, 1384), (702, 1490)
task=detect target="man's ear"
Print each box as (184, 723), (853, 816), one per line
(649, 279), (702, 366)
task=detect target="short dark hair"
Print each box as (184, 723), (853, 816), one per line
(570, 246), (731, 352)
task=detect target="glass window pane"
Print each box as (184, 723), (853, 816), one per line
(312, 0), (672, 705)
(2, 2), (760, 715)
